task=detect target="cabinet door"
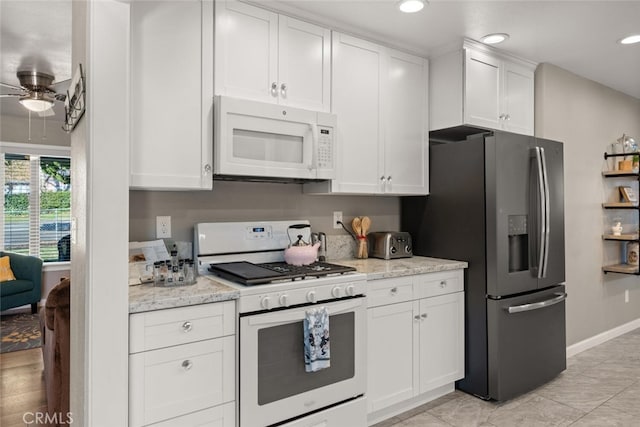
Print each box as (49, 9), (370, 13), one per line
(384, 49), (429, 195)
(502, 61), (534, 136)
(131, 0), (213, 190)
(214, 0), (278, 103)
(331, 32), (384, 194)
(278, 16), (331, 112)
(367, 301), (419, 413)
(129, 336), (235, 427)
(464, 48), (501, 130)
(418, 292), (465, 393)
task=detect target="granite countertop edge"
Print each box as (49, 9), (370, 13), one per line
(333, 256), (468, 280)
(129, 276), (239, 314)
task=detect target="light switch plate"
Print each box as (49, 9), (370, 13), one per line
(156, 216), (171, 238)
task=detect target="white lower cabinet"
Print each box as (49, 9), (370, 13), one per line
(129, 301), (236, 427)
(366, 271), (464, 417)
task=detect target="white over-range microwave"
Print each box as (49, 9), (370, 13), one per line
(214, 95), (337, 180)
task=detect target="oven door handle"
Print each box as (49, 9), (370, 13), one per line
(247, 298), (364, 326)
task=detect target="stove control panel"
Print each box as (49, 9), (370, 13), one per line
(238, 276), (367, 314)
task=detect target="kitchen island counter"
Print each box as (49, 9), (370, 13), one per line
(335, 256), (467, 280)
(129, 275), (239, 314)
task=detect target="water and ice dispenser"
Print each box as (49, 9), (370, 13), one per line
(508, 215), (529, 272)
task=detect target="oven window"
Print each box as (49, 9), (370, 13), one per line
(232, 129), (304, 164)
(257, 312), (355, 405)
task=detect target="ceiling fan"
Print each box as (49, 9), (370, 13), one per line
(0, 71), (68, 116)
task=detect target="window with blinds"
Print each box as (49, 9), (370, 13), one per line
(2, 149), (71, 262)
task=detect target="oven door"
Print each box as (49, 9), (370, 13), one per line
(240, 297), (366, 427)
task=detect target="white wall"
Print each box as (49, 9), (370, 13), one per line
(0, 114), (70, 146)
(535, 63), (640, 346)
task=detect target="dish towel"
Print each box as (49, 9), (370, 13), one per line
(304, 306), (330, 372)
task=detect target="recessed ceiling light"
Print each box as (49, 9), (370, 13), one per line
(398, 0), (426, 14)
(481, 33), (510, 45)
(619, 34), (640, 45)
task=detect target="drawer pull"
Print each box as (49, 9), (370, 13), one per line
(421, 313), (428, 319)
(414, 315), (421, 321)
(182, 321), (193, 332)
(390, 287), (398, 294)
(182, 360), (193, 371)
(440, 281), (447, 288)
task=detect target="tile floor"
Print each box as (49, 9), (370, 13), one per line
(373, 327), (640, 427)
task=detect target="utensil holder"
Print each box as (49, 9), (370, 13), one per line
(356, 236), (368, 259)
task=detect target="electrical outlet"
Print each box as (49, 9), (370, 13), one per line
(156, 216), (172, 238)
(625, 289), (629, 303)
(333, 211), (343, 229)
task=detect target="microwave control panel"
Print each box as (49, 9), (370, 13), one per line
(317, 127), (334, 170)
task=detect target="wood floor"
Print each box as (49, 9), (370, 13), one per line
(0, 348), (47, 427)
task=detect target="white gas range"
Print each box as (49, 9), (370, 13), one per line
(194, 220), (367, 427)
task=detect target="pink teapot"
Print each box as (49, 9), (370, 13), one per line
(284, 224), (320, 266)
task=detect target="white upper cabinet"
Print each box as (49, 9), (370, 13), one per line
(130, 0), (214, 190)
(306, 32), (428, 195)
(431, 39), (536, 136)
(215, 0), (331, 112)
(384, 49), (429, 195)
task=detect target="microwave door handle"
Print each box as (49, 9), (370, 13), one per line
(309, 123), (319, 171)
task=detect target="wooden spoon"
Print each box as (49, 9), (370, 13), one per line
(351, 217), (362, 258)
(360, 216), (371, 258)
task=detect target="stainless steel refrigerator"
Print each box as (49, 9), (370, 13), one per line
(401, 130), (567, 401)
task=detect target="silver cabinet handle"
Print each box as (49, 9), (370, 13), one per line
(414, 315), (421, 321)
(499, 114), (506, 120)
(380, 176), (386, 182)
(421, 313), (428, 319)
(507, 292), (567, 314)
(182, 360), (193, 371)
(440, 280), (447, 288)
(280, 83), (287, 97)
(271, 82), (278, 97)
(505, 114), (511, 120)
(387, 176), (392, 182)
(390, 287), (398, 294)
(182, 321), (193, 332)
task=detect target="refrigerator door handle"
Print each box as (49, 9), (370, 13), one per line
(539, 147), (551, 278)
(506, 292), (567, 314)
(534, 147), (547, 279)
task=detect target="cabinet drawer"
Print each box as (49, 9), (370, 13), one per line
(280, 397), (366, 427)
(129, 336), (235, 427)
(367, 276), (414, 308)
(414, 270), (463, 299)
(147, 402), (235, 427)
(130, 301), (235, 353)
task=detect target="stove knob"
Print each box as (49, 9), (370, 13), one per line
(345, 285), (356, 296)
(261, 296), (272, 310)
(331, 287), (342, 298)
(307, 291), (317, 303)
(279, 294), (290, 307)
(390, 246), (397, 254)
(406, 245), (412, 253)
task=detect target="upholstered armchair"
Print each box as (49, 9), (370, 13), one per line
(0, 251), (43, 314)
(40, 277), (70, 423)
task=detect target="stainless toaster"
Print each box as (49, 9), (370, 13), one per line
(367, 231), (413, 260)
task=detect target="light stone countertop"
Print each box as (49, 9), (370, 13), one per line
(129, 275), (239, 314)
(334, 256), (467, 280)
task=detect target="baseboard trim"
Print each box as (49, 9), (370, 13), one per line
(567, 318), (640, 358)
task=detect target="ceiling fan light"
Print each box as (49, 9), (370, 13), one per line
(619, 34), (640, 45)
(19, 94), (54, 112)
(398, 0), (425, 13)
(481, 33), (510, 44)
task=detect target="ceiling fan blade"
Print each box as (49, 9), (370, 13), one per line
(0, 93), (24, 98)
(0, 81), (24, 91)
